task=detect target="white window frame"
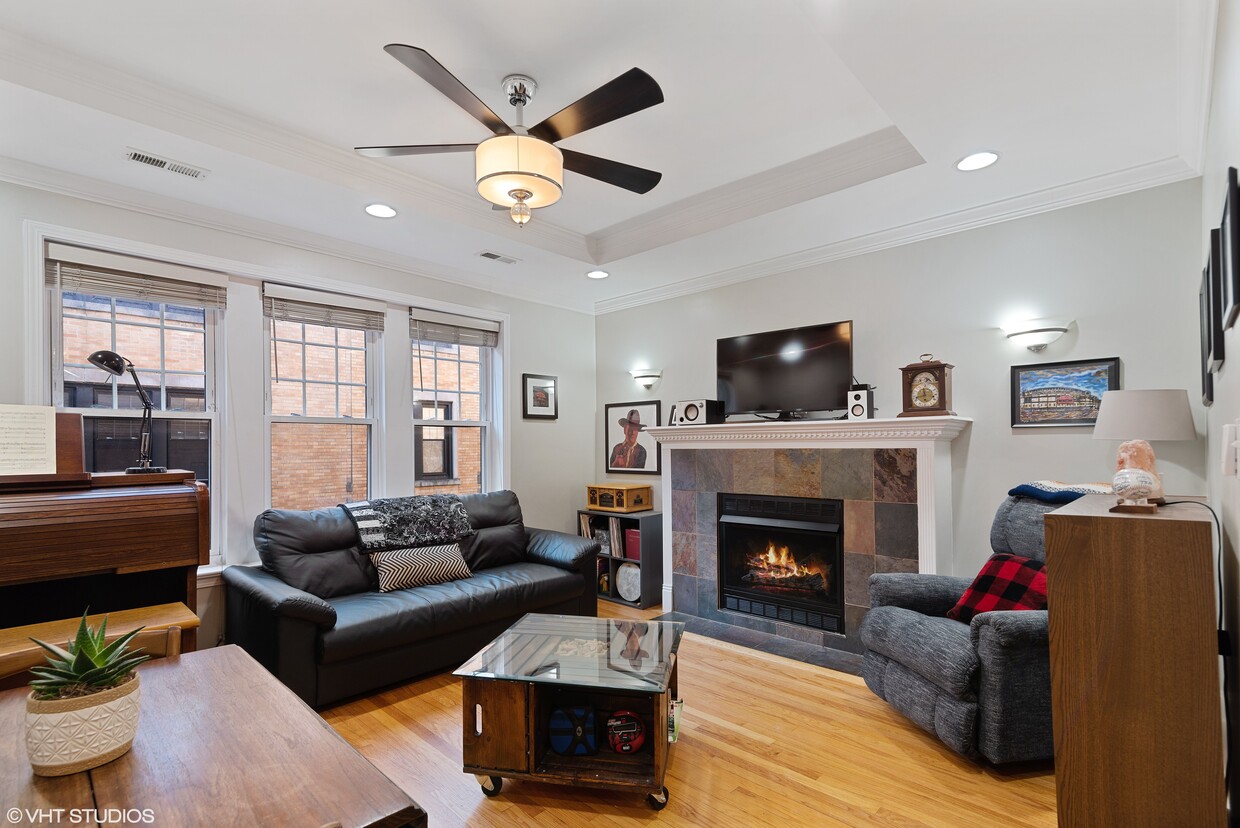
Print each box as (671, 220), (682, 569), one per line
(45, 266), (226, 566)
(263, 315), (381, 509)
(24, 221), (509, 567)
(411, 338), (494, 491)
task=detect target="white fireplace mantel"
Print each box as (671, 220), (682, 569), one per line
(648, 416), (972, 606)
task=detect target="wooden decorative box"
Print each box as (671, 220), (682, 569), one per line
(586, 483), (654, 513)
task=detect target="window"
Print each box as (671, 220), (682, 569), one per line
(411, 310), (499, 495)
(415, 400), (452, 480)
(265, 285), (383, 510)
(47, 250), (225, 555)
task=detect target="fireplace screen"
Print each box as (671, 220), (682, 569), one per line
(717, 494), (844, 631)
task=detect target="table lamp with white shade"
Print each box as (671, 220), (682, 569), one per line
(1092, 389), (1197, 511)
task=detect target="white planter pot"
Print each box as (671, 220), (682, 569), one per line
(25, 673), (140, 777)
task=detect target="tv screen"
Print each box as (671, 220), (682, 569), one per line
(717, 321), (853, 416)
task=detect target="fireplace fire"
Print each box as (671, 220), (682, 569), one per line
(718, 493), (844, 632)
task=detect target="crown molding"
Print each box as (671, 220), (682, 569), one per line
(589, 126), (922, 263)
(1177, 0), (1218, 174)
(595, 155), (1197, 315)
(646, 416), (972, 446)
(0, 156), (594, 314)
(0, 27), (589, 262)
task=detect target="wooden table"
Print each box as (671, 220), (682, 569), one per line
(455, 614), (684, 810)
(0, 645), (427, 828)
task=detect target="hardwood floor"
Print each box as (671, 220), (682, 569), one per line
(322, 602), (1056, 827)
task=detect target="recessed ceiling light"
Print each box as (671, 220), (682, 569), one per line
(956, 151), (999, 172)
(586, 270), (609, 280)
(364, 203), (397, 218)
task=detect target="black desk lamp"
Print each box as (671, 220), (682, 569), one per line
(87, 349), (167, 474)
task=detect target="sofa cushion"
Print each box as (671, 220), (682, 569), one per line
(458, 490), (526, 571)
(947, 553), (1047, 623)
(370, 543), (472, 592)
(253, 507), (376, 599)
(859, 605), (978, 698)
(319, 561), (580, 664)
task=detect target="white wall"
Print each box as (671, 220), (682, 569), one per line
(596, 179), (1206, 576)
(0, 180), (598, 563)
(1201, 0), (1240, 814)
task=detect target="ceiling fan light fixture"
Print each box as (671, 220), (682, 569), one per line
(509, 191), (532, 226)
(476, 135), (563, 210)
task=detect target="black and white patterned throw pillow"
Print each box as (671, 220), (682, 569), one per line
(370, 543), (472, 592)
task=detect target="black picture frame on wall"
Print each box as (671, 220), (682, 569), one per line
(604, 400), (661, 475)
(521, 373), (559, 420)
(1201, 268), (1215, 406)
(1010, 357), (1120, 428)
(1223, 166), (1240, 330)
(1209, 227), (1226, 372)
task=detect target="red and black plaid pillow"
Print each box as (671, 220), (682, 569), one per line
(946, 553), (1047, 623)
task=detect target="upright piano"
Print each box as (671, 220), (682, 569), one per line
(0, 415), (209, 651)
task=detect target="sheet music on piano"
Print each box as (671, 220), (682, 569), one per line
(0, 404), (56, 476)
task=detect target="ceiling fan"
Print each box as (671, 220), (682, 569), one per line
(356, 45), (664, 226)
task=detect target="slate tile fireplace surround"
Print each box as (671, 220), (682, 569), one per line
(649, 418), (969, 658)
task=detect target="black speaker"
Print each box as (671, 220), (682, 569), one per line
(847, 388), (874, 420)
(675, 399), (725, 425)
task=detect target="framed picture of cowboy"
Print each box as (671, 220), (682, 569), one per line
(604, 401), (661, 475)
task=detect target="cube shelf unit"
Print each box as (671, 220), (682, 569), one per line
(577, 509), (663, 609)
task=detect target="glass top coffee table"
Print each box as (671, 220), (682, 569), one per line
(455, 613), (685, 810)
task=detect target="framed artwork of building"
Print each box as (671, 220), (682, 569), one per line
(1010, 357), (1120, 428)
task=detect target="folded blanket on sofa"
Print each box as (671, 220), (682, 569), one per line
(341, 494), (474, 551)
(1007, 480), (1112, 504)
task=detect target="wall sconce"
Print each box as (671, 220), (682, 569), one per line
(629, 369), (662, 389)
(1003, 319), (1072, 352)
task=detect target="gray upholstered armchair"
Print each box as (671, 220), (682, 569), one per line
(858, 495), (1058, 764)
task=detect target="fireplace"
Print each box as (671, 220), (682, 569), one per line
(717, 493), (844, 633)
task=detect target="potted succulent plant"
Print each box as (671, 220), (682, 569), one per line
(24, 612), (150, 777)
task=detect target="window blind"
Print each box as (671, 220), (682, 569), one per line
(45, 247), (228, 310)
(410, 308), (500, 347)
(262, 283), (385, 332)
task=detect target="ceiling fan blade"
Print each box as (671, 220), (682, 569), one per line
(527, 68), (663, 143)
(561, 149), (662, 194)
(384, 44), (512, 135)
(355, 143), (477, 157)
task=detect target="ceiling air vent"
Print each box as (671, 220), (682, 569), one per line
(125, 148), (210, 180)
(478, 250), (519, 265)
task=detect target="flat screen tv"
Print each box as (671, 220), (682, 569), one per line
(717, 320), (853, 418)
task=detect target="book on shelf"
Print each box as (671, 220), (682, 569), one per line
(579, 513), (592, 538)
(625, 528), (641, 561)
(608, 516), (622, 556)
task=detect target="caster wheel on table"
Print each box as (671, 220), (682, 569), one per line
(478, 775), (503, 797)
(647, 786), (669, 810)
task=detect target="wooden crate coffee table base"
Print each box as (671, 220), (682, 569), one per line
(455, 614), (684, 810)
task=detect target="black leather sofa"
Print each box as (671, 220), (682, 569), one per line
(223, 490), (598, 707)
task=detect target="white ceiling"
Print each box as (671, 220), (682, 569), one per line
(0, 0), (1215, 313)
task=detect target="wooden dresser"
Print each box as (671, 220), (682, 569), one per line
(1045, 495), (1225, 827)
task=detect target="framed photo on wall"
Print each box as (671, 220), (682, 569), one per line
(604, 400), (661, 475)
(1223, 166), (1240, 331)
(521, 373), (559, 420)
(1010, 357), (1120, 428)
(1209, 226), (1226, 372)
(1201, 269), (1215, 406)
